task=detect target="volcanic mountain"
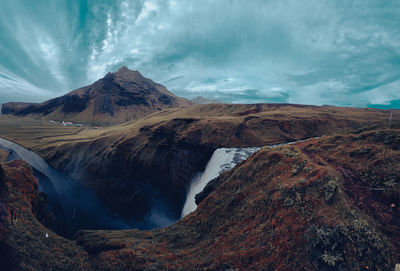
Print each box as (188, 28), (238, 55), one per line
(1, 67), (191, 125)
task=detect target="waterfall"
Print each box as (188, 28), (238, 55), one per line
(181, 137), (322, 218)
(181, 147), (260, 217)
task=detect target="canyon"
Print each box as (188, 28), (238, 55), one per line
(0, 128), (399, 270)
(0, 103), (395, 224)
(0, 68), (399, 270)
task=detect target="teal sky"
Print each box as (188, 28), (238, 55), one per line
(1, 0), (400, 107)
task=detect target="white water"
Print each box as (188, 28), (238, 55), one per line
(181, 137), (321, 218)
(181, 147), (261, 217)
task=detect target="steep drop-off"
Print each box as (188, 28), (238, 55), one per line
(65, 129), (400, 269)
(0, 161), (89, 270)
(0, 104), (397, 223)
(28, 104), (397, 221)
(1, 129), (399, 270)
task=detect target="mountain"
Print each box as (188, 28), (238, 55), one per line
(1, 67), (192, 125)
(1, 129), (398, 270)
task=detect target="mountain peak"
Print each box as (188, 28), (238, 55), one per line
(113, 66), (144, 81)
(117, 66), (131, 72)
(1, 66), (192, 125)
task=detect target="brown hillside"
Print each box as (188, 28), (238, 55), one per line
(1, 67), (191, 125)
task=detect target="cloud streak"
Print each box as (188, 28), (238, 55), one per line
(0, 0), (400, 107)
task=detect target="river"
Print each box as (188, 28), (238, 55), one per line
(0, 137), (129, 237)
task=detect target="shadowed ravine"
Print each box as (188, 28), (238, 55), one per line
(0, 137), (131, 237)
(1, 136), (323, 236)
(0, 129), (399, 270)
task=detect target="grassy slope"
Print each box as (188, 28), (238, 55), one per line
(0, 161), (89, 271)
(0, 104), (395, 149)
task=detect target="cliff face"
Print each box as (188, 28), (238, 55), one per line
(1, 129), (398, 270)
(0, 161), (88, 270)
(1, 67), (191, 125)
(74, 129), (400, 270)
(34, 104), (396, 222)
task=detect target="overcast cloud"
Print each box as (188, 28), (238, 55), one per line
(0, 0), (399, 107)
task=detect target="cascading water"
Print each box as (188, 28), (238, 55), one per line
(0, 136), (321, 233)
(181, 147), (261, 217)
(181, 137), (322, 218)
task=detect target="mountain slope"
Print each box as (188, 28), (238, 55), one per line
(1, 67), (191, 125)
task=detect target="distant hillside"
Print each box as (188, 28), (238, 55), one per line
(190, 96), (225, 104)
(1, 67), (192, 125)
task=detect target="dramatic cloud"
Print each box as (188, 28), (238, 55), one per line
(0, 0), (399, 107)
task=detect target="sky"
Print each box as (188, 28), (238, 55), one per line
(0, 0), (400, 108)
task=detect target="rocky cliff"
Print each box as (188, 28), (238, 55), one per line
(1, 129), (399, 270)
(19, 104), (395, 224)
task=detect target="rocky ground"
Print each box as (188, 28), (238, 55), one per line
(0, 128), (399, 270)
